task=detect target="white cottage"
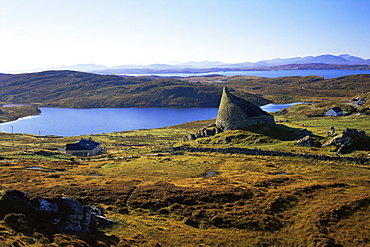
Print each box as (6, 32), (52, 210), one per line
(326, 107), (343, 117)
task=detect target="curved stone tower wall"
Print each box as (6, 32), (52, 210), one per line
(215, 87), (275, 130)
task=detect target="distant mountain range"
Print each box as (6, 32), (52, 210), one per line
(7, 54), (370, 74)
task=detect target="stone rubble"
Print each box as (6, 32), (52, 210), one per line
(1, 190), (116, 233)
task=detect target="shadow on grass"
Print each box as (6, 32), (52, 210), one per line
(246, 124), (321, 141)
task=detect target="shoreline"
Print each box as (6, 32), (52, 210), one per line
(0, 105), (41, 124)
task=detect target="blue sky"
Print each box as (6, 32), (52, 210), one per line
(1, 0), (369, 72)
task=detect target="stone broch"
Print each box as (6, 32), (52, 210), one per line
(215, 87), (275, 130)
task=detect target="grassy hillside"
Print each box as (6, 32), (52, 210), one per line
(1, 71), (369, 108)
(0, 108), (369, 246)
(0, 71), (270, 108)
(185, 74), (370, 103)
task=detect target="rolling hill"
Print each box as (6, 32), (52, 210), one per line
(184, 73), (370, 103)
(0, 70), (271, 108)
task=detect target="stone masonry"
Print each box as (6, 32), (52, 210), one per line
(215, 87), (275, 130)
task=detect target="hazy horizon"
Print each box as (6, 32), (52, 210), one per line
(4, 53), (370, 74)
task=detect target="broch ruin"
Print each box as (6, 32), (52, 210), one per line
(216, 87), (275, 130)
(187, 87), (275, 141)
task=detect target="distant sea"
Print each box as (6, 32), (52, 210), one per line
(120, 69), (370, 79)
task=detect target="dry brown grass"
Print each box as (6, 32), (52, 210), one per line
(0, 150), (369, 246)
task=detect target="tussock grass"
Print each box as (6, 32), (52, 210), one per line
(1, 148), (369, 246)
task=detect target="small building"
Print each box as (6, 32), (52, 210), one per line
(326, 107), (343, 117)
(65, 138), (102, 156)
(352, 97), (365, 106)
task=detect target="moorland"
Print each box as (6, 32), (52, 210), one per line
(0, 71), (269, 108)
(0, 72), (370, 246)
(1, 71), (370, 108)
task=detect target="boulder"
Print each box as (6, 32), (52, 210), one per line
(296, 136), (321, 147)
(202, 128), (216, 137)
(188, 134), (197, 141)
(324, 128), (369, 154)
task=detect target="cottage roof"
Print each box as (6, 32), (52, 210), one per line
(330, 107), (343, 113)
(66, 139), (101, 150)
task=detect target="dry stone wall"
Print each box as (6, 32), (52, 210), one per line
(173, 146), (370, 165)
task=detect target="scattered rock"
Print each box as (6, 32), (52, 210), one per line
(0, 190), (116, 234)
(296, 135), (321, 147)
(185, 126), (223, 141)
(187, 133), (197, 141)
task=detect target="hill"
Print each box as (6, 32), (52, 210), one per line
(0, 70), (270, 108)
(1, 71), (369, 109)
(184, 74), (370, 103)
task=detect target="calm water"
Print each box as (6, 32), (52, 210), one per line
(0, 108), (218, 136)
(0, 103), (301, 136)
(121, 70), (370, 79)
(260, 102), (304, 112)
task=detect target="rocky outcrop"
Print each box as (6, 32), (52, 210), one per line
(186, 124), (223, 141)
(324, 128), (370, 154)
(215, 87), (274, 130)
(0, 190), (115, 234)
(296, 136), (321, 147)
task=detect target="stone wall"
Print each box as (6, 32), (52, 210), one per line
(231, 115), (275, 129)
(173, 146), (370, 165)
